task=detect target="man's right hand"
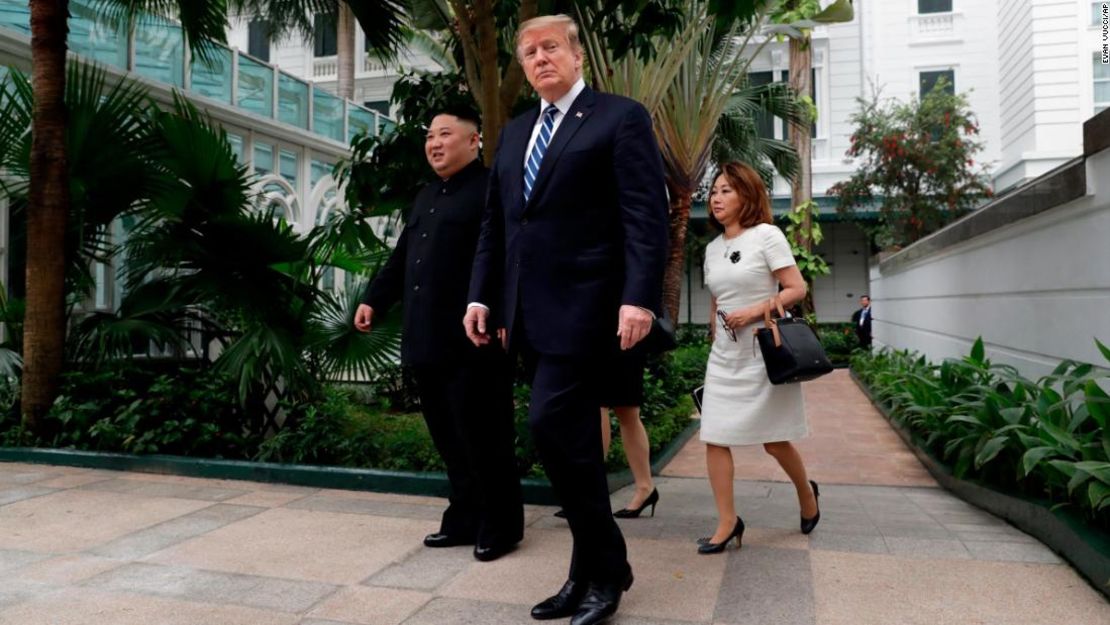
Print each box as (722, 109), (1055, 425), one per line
(463, 305), (491, 346)
(354, 304), (374, 333)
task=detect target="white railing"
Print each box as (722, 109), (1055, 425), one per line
(313, 56), (338, 79)
(909, 12), (962, 45)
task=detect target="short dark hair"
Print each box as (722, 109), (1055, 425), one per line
(435, 106), (481, 130)
(860, 295), (870, 300)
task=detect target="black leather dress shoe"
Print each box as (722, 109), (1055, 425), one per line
(423, 533), (473, 548)
(531, 579), (587, 620)
(473, 541), (517, 562)
(569, 573), (633, 625)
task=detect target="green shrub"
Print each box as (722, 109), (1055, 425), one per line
(852, 339), (1110, 527)
(40, 365), (257, 457)
(815, 322), (860, 366)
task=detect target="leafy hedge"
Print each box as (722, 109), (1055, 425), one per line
(851, 339), (1110, 528)
(0, 344), (707, 479)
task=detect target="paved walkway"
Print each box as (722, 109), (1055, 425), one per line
(0, 372), (1107, 624)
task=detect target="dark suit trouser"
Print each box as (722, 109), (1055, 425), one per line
(524, 350), (630, 585)
(412, 348), (523, 548)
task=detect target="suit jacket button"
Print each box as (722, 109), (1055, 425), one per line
(421, 232), (427, 238)
(521, 218), (528, 225)
(413, 285), (420, 291)
(429, 208), (436, 214)
(416, 258), (422, 264)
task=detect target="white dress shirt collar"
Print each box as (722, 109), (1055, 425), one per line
(540, 78), (586, 118)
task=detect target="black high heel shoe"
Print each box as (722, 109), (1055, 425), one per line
(614, 488), (659, 518)
(697, 516), (744, 554)
(801, 480), (820, 535)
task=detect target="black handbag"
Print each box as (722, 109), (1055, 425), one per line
(753, 298), (833, 385)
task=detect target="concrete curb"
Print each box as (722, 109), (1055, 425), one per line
(849, 369), (1110, 599)
(0, 417), (700, 507)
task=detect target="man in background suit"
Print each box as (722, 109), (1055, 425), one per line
(463, 14), (668, 625)
(851, 295), (873, 349)
(355, 108), (522, 562)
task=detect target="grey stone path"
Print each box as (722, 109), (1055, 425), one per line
(0, 462), (1107, 625)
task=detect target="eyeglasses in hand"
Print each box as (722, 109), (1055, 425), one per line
(716, 309), (737, 342)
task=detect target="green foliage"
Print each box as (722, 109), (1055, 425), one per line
(815, 322), (858, 366)
(851, 340), (1110, 526)
(829, 80), (993, 248)
(0, 64), (401, 419)
(34, 365), (256, 457)
(782, 200), (829, 284)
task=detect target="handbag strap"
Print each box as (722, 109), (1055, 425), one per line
(760, 296), (786, 347)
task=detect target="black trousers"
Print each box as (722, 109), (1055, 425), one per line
(524, 349), (630, 585)
(411, 346), (523, 548)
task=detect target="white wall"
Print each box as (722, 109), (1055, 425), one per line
(869, 149), (1110, 377)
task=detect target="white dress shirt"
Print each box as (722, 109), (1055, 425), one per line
(522, 78), (587, 169)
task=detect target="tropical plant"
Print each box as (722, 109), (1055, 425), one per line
(829, 80), (994, 248)
(1, 64), (402, 427)
(852, 339), (1110, 526)
(19, 0), (407, 433)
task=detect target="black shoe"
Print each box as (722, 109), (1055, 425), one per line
(697, 516), (744, 554)
(531, 579), (587, 620)
(613, 488), (659, 519)
(474, 541), (517, 562)
(569, 573), (634, 625)
(553, 509), (567, 518)
(801, 480), (820, 535)
(423, 533), (473, 548)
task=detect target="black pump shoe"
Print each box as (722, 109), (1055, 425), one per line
(614, 488), (659, 518)
(697, 516), (744, 554)
(801, 480), (821, 535)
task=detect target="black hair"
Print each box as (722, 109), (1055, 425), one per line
(436, 106), (481, 130)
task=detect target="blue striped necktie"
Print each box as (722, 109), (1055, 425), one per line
(523, 105), (559, 202)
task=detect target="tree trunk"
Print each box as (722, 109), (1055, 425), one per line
(336, 3), (356, 101)
(661, 178), (692, 325)
(23, 0), (71, 432)
(450, 0), (536, 166)
(788, 35), (816, 315)
(788, 36), (812, 247)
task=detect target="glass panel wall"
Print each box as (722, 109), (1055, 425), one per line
(191, 45), (233, 104)
(133, 14), (185, 87)
(237, 53), (273, 118)
(278, 73), (309, 129)
(313, 88), (344, 142)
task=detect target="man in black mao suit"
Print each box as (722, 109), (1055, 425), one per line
(463, 15), (668, 625)
(355, 109), (523, 562)
(851, 295), (873, 349)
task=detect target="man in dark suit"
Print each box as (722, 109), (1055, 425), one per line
(355, 108), (523, 563)
(851, 295), (873, 349)
(463, 14), (668, 625)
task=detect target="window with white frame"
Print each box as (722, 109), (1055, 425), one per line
(919, 69), (955, 97)
(314, 13), (337, 57)
(1094, 52), (1110, 114)
(745, 68), (819, 141)
(918, 0), (952, 14)
(247, 19), (270, 62)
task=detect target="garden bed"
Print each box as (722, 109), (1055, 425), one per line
(849, 346), (1110, 598)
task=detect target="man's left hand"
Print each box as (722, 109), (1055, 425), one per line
(617, 305), (653, 351)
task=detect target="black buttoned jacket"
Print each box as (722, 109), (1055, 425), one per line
(363, 159), (489, 366)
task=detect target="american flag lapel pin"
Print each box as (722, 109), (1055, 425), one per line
(575, 111), (583, 118)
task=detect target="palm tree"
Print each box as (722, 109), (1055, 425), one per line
(582, 0), (807, 322)
(18, 0), (406, 433)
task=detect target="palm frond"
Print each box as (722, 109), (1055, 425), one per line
(91, 0), (231, 64)
(307, 284), (401, 382)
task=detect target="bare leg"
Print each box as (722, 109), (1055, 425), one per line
(705, 443), (738, 542)
(614, 406), (654, 509)
(600, 408), (612, 457)
(763, 441), (818, 518)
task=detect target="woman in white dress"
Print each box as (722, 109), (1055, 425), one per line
(696, 161), (820, 554)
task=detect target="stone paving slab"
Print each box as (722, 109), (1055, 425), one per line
(663, 370), (935, 487)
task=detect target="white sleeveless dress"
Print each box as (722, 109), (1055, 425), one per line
(699, 223), (808, 446)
